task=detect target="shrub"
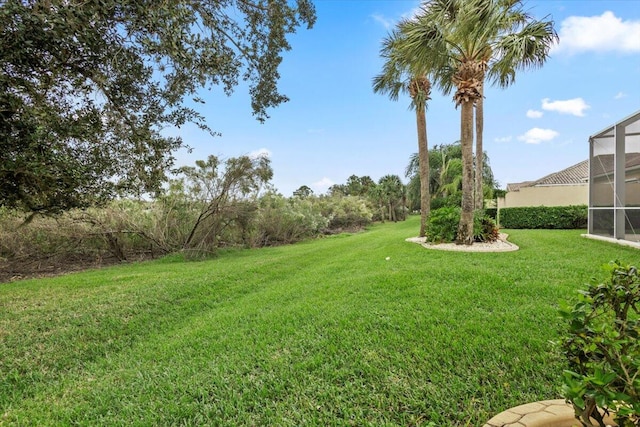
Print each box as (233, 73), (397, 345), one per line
(253, 193), (328, 246)
(315, 196), (373, 231)
(431, 194), (462, 211)
(426, 208), (499, 244)
(425, 207), (460, 243)
(559, 261), (640, 427)
(474, 212), (499, 243)
(499, 205), (587, 229)
(484, 208), (497, 220)
(426, 207), (499, 243)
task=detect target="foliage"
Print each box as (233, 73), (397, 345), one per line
(559, 261), (640, 427)
(485, 208), (498, 220)
(377, 174), (407, 222)
(425, 206), (460, 243)
(316, 196), (373, 231)
(431, 193), (463, 211)
(293, 185), (314, 198)
(0, 188), (377, 267)
(0, 201), (161, 265)
(426, 207), (498, 243)
(176, 155), (272, 254)
(405, 142), (499, 214)
(253, 192), (328, 246)
(493, 188), (507, 199)
(328, 175), (376, 198)
(473, 211), (499, 243)
(0, 0), (315, 214)
(499, 205), (587, 229)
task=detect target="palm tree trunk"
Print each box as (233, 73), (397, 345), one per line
(474, 83), (484, 210)
(416, 103), (430, 237)
(457, 100), (474, 245)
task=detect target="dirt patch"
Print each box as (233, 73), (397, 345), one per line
(0, 254), (153, 284)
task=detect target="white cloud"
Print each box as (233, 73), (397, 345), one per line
(312, 177), (335, 193)
(614, 92), (627, 100)
(371, 13), (394, 29)
(371, 6), (421, 29)
(526, 109), (543, 119)
(494, 135), (512, 143)
(554, 11), (640, 55)
(541, 98), (590, 117)
(307, 128), (325, 135)
(518, 128), (559, 144)
(249, 148), (272, 159)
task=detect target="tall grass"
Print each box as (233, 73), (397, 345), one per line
(1, 217), (638, 426)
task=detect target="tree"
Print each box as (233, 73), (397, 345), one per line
(406, 141), (496, 209)
(0, 0), (315, 215)
(293, 185), (314, 198)
(400, 0), (557, 244)
(178, 155), (272, 251)
(378, 174), (406, 222)
(344, 175), (376, 197)
(373, 28), (433, 237)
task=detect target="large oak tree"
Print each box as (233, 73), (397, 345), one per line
(0, 0), (315, 214)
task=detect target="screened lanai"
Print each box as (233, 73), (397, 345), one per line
(588, 110), (640, 245)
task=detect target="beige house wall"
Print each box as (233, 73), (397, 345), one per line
(497, 185), (588, 209)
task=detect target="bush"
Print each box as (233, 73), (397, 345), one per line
(425, 207), (460, 243)
(499, 205), (587, 229)
(315, 196), (373, 231)
(485, 208), (497, 220)
(426, 208), (499, 244)
(559, 261), (640, 426)
(253, 193), (328, 246)
(474, 211), (499, 243)
(431, 194), (462, 211)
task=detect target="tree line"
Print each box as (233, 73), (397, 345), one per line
(0, 155), (382, 267)
(3, 144), (496, 268)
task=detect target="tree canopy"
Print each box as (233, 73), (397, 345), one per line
(0, 0), (316, 214)
(405, 141), (497, 212)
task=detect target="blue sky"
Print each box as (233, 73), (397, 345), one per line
(172, 0), (640, 196)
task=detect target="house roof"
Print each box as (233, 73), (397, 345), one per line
(536, 160), (589, 185)
(591, 152), (640, 178)
(507, 160), (588, 192)
(506, 181), (534, 192)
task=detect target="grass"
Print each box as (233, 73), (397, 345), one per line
(1, 216), (638, 426)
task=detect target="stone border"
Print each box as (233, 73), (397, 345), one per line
(483, 399), (617, 427)
(405, 233), (519, 252)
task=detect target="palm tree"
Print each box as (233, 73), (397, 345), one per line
(378, 174), (405, 222)
(400, 0), (557, 244)
(373, 28), (432, 237)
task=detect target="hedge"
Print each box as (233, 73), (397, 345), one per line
(485, 208), (497, 220)
(498, 205), (588, 229)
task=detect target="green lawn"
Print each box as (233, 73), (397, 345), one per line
(1, 216), (638, 426)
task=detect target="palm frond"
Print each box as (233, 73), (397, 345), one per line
(405, 152), (420, 178)
(488, 17), (558, 87)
